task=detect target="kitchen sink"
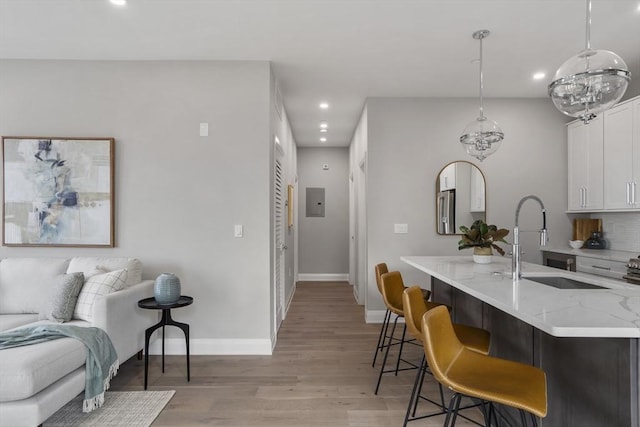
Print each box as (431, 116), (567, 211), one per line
(525, 276), (606, 290)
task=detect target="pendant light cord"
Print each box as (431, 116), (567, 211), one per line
(478, 33), (485, 120)
(585, 0), (591, 50)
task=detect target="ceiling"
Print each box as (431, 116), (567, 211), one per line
(1, 0), (639, 147)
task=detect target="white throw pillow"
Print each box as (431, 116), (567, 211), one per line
(73, 268), (128, 322)
(67, 257), (142, 287)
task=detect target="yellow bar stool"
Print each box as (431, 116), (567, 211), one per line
(402, 286), (490, 426)
(372, 263), (432, 368)
(374, 271), (442, 394)
(421, 305), (547, 427)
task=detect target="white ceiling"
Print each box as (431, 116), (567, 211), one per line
(1, 0), (639, 147)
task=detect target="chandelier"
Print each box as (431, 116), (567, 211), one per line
(460, 30), (504, 162)
(548, 0), (630, 124)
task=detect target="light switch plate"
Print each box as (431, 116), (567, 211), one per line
(394, 223), (408, 234)
(234, 224), (243, 237)
(199, 123), (209, 137)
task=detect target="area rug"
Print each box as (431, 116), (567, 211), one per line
(44, 390), (175, 427)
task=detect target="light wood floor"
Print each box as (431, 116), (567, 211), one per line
(111, 281), (481, 426)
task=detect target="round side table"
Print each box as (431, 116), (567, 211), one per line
(138, 296), (193, 389)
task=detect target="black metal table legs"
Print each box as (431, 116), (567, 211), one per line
(143, 308), (190, 390)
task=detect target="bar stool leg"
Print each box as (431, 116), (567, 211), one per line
(394, 323), (408, 375)
(403, 355), (425, 426)
(443, 393), (460, 427)
(372, 309), (391, 367)
(374, 315), (399, 394)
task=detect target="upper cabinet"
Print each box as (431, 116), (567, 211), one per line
(567, 95), (640, 212)
(439, 163), (456, 191)
(603, 99), (640, 209)
(567, 116), (604, 211)
(469, 166), (485, 212)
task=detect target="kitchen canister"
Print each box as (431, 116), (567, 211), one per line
(154, 273), (181, 304)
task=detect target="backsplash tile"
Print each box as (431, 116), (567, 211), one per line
(596, 213), (640, 253)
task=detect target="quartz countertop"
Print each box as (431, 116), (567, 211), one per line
(541, 246), (638, 263)
(401, 255), (640, 338)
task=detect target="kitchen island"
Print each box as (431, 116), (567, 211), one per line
(402, 255), (640, 427)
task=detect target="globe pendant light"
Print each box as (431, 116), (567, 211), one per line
(548, 0), (630, 124)
(460, 30), (504, 162)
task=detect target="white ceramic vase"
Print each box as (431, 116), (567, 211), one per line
(472, 247), (493, 264)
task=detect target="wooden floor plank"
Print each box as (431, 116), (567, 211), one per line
(111, 281), (481, 426)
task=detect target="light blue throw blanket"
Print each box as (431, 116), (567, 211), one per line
(0, 324), (119, 412)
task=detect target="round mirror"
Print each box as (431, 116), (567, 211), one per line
(436, 161), (486, 235)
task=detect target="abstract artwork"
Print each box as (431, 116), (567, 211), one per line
(2, 137), (114, 247)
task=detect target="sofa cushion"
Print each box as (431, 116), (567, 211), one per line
(67, 257), (142, 287)
(0, 258), (71, 314)
(0, 314), (39, 332)
(0, 331), (86, 401)
(73, 269), (128, 322)
(38, 273), (85, 323)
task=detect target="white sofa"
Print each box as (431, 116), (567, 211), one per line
(0, 257), (158, 427)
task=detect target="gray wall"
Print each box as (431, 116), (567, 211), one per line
(0, 59), (295, 354)
(297, 147), (349, 275)
(363, 97), (570, 313)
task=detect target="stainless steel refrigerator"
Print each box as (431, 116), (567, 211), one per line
(437, 190), (455, 234)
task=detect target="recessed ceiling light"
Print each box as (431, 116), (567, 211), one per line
(110, 0), (127, 5)
(533, 72), (546, 80)
(320, 137), (327, 142)
(319, 122), (328, 129)
(319, 102), (329, 109)
(320, 128), (328, 133)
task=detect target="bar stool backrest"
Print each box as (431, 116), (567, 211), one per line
(402, 286), (427, 342)
(374, 263), (388, 295)
(421, 305), (465, 386)
(380, 271), (405, 316)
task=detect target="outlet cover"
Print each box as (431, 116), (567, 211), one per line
(394, 223), (408, 234)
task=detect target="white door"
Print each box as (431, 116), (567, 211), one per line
(274, 158), (285, 330)
(356, 156), (367, 307)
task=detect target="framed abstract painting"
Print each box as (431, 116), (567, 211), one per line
(2, 137), (115, 247)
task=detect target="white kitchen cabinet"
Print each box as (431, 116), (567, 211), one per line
(603, 99), (639, 210)
(567, 116), (604, 211)
(439, 163), (456, 191)
(575, 256), (628, 280)
(469, 166), (485, 212)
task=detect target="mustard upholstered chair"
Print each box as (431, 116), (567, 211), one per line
(402, 286), (490, 426)
(374, 271), (442, 394)
(372, 263), (432, 368)
(422, 305), (547, 427)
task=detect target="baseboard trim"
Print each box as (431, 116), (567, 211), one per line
(298, 273), (349, 281)
(148, 338), (273, 355)
(366, 309), (404, 324)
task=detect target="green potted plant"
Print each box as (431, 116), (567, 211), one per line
(458, 220), (510, 263)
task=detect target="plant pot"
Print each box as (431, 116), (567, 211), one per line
(472, 247), (493, 264)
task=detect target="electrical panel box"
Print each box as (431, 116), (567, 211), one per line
(306, 187), (325, 217)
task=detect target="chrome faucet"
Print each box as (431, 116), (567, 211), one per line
(512, 195), (548, 280)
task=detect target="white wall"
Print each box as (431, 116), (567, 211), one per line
(0, 59), (295, 354)
(297, 147), (349, 278)
(362, 97), (570, 315)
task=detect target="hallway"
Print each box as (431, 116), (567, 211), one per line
(112, 281), (480, 426)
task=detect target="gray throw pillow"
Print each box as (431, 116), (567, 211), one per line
(39, 272), (85, 322)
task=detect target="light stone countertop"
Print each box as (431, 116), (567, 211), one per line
(401, 255), (640, 338)
(541, 246), (638, 263)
